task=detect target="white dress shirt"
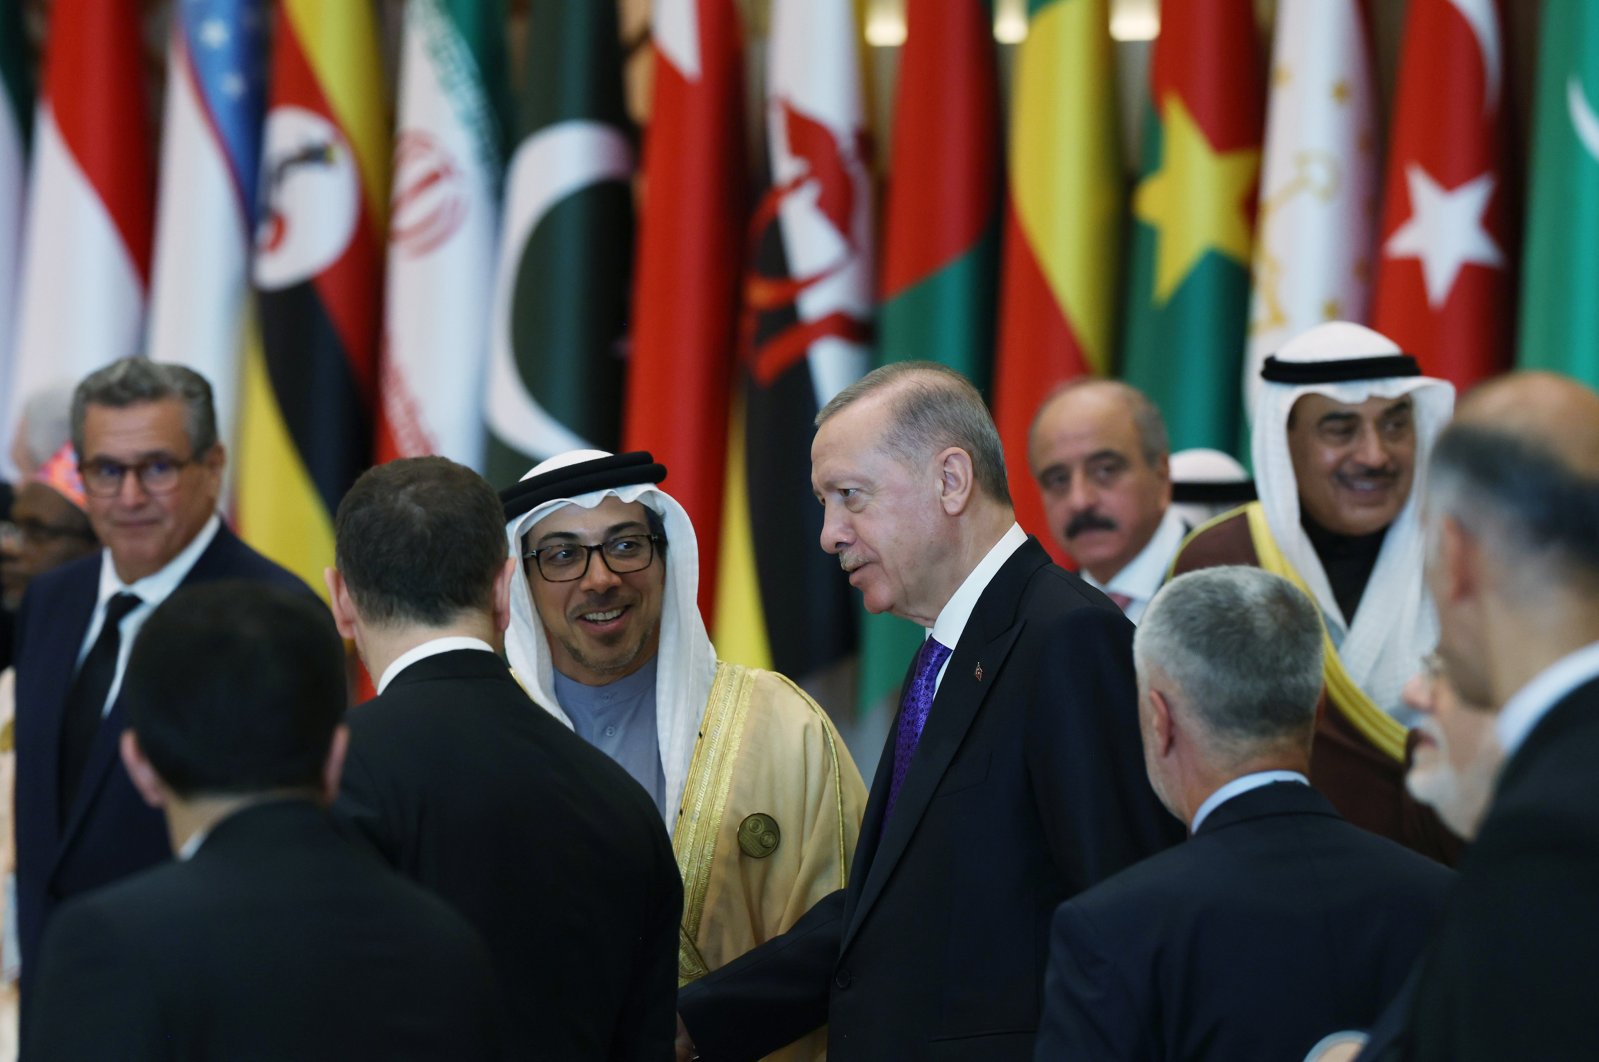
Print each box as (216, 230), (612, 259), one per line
(377, 636), (498, 694)
(1189, 769), (1309, 833)
(926, 523), (1027, 695)
(1080, 507), (1188, 624)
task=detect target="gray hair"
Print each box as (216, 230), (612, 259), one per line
(816, 361), (1011, 505)
(1426, 423), (1599, 597)
(1029, 378), (1171, 467)
(1135, 567), (1325, 760)
(72, 358), (219, 458)
(15, 382), (76, 470)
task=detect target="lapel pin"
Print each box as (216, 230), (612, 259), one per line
(974, 662), (983, 682)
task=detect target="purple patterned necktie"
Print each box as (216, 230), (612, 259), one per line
(884, 636), (952, 822)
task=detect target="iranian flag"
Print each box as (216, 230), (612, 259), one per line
(379, 0), (509, 468)
(8, 0), (153, 449)
(1120, 0), (1264, 453)
(483, 0), (632, 485)
(1373, 0), (1515, 389)
(0, 0), (31, 479)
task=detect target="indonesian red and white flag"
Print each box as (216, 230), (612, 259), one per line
(7, 0), (153, 456)
(1373, 0), (1516, 388)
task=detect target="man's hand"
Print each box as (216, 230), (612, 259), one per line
(675, 1013), (698, 1061)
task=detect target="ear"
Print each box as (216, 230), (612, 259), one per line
(936, 447), (977, 515)
(1154, 453), (1173, 502)
(204, 441), (226, 473)
(119, 731), (169, 810)
(1436, 515), (1480, 606)
(492, 557), (517, 635)
(320, 724), (350, 803)
(1147, 688), (1177, 759)
(324, 567), (359, 641)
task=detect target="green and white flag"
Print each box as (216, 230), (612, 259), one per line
(482, 0), (633, 486)
(0, 0), (32, 478)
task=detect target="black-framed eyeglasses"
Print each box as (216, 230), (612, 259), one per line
(0, 519), (96, 549)
(80, 454), (198, 498)
(523, 533), (664, 583)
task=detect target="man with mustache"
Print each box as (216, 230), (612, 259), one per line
(502, 449), (868, 1062)
(1172, 321), (1460, 862)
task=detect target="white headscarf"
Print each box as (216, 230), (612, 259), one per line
(503, 449), (718, 825)
(1253, 322), (1455, 719)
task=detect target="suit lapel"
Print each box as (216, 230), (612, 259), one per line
(31, 569), (100, 848)
(841, 540), (1046, 953)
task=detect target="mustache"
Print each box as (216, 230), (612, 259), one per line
(1065, 510), (1118, 539)
(1335, 464), (1400, 484)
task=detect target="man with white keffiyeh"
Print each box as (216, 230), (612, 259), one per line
(1172, 321), (1461, 864)
(501, 450), (868, 1062)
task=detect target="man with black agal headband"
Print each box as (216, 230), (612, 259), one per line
(1172, 321), (1460, 862)
(502, 450), (868, 1062)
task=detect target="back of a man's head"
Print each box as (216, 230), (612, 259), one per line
(1136, 567), (1325, 767)
(334, 456), (507, 628)
(123, 582), (345, 798)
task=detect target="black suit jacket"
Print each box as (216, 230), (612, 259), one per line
(12, 524), (309, 990)
(679, 537), (1183, 1060)
(1401, 675), (1599, 1061)
(1035, 782), (1453, 1061)
(334, 648), (683, 1061)
(25, 800), (501, 1060)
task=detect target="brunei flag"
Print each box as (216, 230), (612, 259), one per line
(712, 0), (873, 691)
(625, 0), (746, 621)
(483, 0), (632, 485)
(238, 0), (387, 594)
(0, 0), (30, 477)
(992, 0), (1122, 563)
(1120, 0), (1264, 453)
(859, 0), (1001, 718)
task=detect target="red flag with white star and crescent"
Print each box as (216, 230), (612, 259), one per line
(1372, 0), (1517, 389)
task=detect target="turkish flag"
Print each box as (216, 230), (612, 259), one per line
(1372, 0), (1517, 389)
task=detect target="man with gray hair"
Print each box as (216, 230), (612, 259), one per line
(10, 357), (308, 1001)
(1035, 567), (1451, 1062)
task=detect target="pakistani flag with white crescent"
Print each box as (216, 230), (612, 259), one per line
(482, 0), (633, 487)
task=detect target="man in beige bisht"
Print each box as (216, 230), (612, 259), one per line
(502, 449), (867, 1062)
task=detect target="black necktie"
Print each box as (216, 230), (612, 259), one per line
(59, 592), (142, 821)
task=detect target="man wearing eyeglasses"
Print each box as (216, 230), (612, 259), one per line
(10, 358), (308, 1006)
(502, 449), (868, 1062)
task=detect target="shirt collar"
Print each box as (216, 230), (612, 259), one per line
(1189, 769), (1309, 833)
(1495, 640), (1599, 757)
(96, 514), (221, 609)
(377, 636), (498, 694)
(930, 523), (1027, 650)
(1084, 507), (1189, 619)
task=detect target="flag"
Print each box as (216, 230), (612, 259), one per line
(1245, 0), (1379, 414)
(0, 0), (32, 479)
(483, 0), (632, 485)
(1120, 0), (1264, 453)
(992, 0), (1122, 564)
(146, 0), (269, 472)
(7, 0), (153, 456)
(1373, 0), (1515, 389)
(380, 0), (509, 469)
(237, 0), (387, 594)
(860, 0), (1002, 716)
(625, 0), (746, 621)
(1518, 1), (1599, 382)
(712, 0), (873, 690)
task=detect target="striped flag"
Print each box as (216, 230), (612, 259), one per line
(712, 0), (873, 690)
(1517, 1), (1599, 383)
(1373, 0), (1515, 389)
(625, 0), (746, 621)
(992, 0), (1122, 563)
(860, 0), (1002, 717)
(8, 0), (153, 451)
(380, 0), (509, 469)
(146, 0), (269, 469)
(1245, 0), (1380, 415)
(237, 0), (387, 594)
(483, 0), (632, 485)
(0, 0), (32, 480)
(1120, 0), (1264, 453)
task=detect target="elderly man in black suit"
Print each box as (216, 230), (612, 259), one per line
(676, 361), (1181, 1060)
(26, 582), (501, 1059)
(327, 456), (682, 1061)
(1034, 566), (1452, 1061)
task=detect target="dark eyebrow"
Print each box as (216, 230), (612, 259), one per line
(1316, 411), (1361, 428)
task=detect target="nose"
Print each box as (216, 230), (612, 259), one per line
(1067, 474), (1099, 515)
(1353, 422), (1389, 470)
(819, 503), (849, 556)
(577, 548), (623, 592)
(116, 467), (150, 506)
(1401, 671), (1432, 717)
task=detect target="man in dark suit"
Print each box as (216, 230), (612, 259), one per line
(1034, 566), (1452, 1061)
(26, 581), (501, 1059)
(11, 358), (308, 1001)
(1372, 372), (1599, 1061)
(676, 362), (1182, 1060)
(327, 456), (682, 1060)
